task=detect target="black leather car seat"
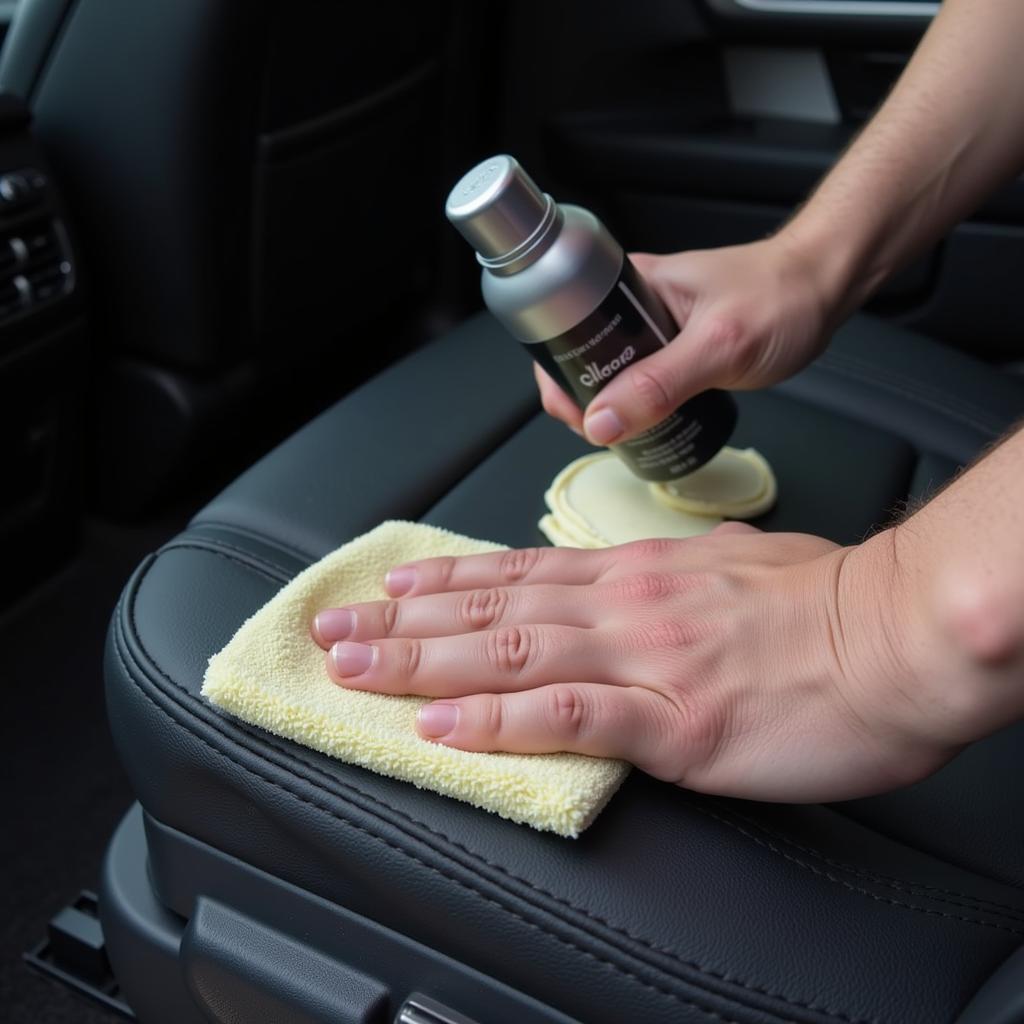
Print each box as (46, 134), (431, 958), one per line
(102, 311), (1024, 1024)
(0, 0), (454, 515)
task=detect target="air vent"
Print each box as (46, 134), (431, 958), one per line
(0, 167), (74, 323)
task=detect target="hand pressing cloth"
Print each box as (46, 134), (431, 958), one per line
(202, 520), (629, 838)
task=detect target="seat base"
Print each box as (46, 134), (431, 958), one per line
(103, 312), (1024, 1024)
(100, 804), (577, 1024)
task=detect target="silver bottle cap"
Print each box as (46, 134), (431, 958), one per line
(445, 154), (560, 271)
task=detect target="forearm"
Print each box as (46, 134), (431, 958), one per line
(844, 424), (1024, 748)
(779, 0), (1024, 317)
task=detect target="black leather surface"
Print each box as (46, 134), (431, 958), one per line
(105, 312), (1024, 1024)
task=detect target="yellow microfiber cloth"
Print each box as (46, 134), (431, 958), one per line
(202, 520), (629, 837)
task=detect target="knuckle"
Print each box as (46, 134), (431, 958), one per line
(499, 547), (542, 583)
(393, 638), (423, 679)
(487, 625), (538, 675)
(479, 694), (505, 738)
(457, 588), (510, 631)
(613, 571), (672, 604)
(645, 690), (725, 785)
(704, 315), (759, 382)
(423, 561), (456, 593)
(623, 537), (676, 562)
(546, 686), (589, 741)
(431, 556), (456, 590)
(381, 600), (400, 636)
(629, 365), (673, 420)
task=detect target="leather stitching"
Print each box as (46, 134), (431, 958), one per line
(721, 808), (1024, 922)
(119, 539), (1023, 1023)
(188, 518), (320, 563)
(117, 552), (865, 1024)
(156, 538), (291, 586)
(241, 745), (888, 1024)
(163, 538), (1024, 925)
(690, 805), (1023, 937)
(111, 612), (764, 1024)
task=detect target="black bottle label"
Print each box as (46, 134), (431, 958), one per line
(526, 258), (737, 481)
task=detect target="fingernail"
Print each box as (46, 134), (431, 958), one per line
(331, 641), (377, 677)
(584, 407), (624, 445)
(418, 703), (459, 738)
(385, 566), (416, 597)
(314, 608), (355, 643)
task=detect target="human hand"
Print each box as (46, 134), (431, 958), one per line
(535, 234), (844, 445)
(311, 523), (955, 802)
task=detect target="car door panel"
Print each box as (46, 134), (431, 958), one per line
(499, 0), (1024, 362)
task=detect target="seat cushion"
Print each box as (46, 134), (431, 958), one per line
(105, 312), (1024, 1024)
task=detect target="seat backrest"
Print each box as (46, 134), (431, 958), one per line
(0, 0), (452, 372)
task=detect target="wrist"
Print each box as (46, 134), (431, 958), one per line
(841, 522), (1024, 758)
(897, 513), (1024, 745)
(830, 529), (960, 771)
(774, 204), (893, 323)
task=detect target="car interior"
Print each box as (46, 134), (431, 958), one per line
(4, 1), (1024, 1022)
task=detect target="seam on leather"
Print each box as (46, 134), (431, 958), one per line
(816, 352), (1008, 437)
(115, 544), (1024, 1024)
(111, 612), (764, 1024)
(118, 548), (876, 1024)
(834, 804), (1024, 897)
(690, 804), (1024, 937)
(143, 542), (1024, 933)
(156, 538), (292, 585)
(243, 735), (889, 1024)
(721, 807), (1024, 922)
(188, 518), (320, 564)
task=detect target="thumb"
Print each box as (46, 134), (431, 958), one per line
(581, 316), (748, 445)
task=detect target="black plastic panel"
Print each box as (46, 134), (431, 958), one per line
(102, 805), (580, 1024)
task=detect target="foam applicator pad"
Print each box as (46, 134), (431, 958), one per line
(202, 520), (629, 838)
(539, 447), (776, 549)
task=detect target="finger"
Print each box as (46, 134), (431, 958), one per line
(312, 582), (598, 647)
(534, 364), (584, 435)
(384, 545), (614, 598)
(415, 682), (679, 770)
(710, 521), (762, 536)
(581, 314), (751, 445)
(626, 251), (661, 278)
(325, 623), (611, 698)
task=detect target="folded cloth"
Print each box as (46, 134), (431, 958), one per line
(202, 520), (629, 837)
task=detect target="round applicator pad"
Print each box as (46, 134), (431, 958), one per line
(650, 447), (776, 520)
(538, 447), (777, 549)
(540, 452), (723, 548)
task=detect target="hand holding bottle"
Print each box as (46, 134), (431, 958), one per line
(536, 234), (843, 445)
